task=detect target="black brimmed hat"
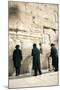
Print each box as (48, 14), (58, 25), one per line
(15, 45), (20, 48)
(51, 43), (55, 46)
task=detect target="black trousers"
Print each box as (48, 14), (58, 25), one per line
(52, 56), (58, 71)
(54, 59), (58, 71)
(34, 65), (41, 76)
(15, 67), (20, 76)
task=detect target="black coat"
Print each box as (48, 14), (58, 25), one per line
(13, 48), (22, 68)
(31, 47), (40, 70)
(50, 47), (58, 67)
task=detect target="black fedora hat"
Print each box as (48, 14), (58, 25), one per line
(15, 45), (20, 48)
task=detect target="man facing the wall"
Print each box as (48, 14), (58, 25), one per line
(13, 45), (22, 76)
(31, 43), (42, 76)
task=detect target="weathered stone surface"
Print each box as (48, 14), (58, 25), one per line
(8, 2), (59, 75)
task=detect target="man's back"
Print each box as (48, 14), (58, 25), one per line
(32, 43), (42, 75)
(13, 48), (22, 67)
(32, 47), (40, 62)
(51, 47), (57, 57)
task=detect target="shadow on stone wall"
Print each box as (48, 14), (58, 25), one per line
(9, 56), (15, 76)
(20, 55), (32, 74)
(9, 55), (32, 76)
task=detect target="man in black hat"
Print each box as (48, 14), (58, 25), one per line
(31, 43), (42, 76)
(50, 43), (58, 71)
(13, 45), (22, 76)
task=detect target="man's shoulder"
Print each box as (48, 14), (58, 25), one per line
(13, 49), (16, 52)
(19, 49), (22, 52)
(36, 48), (39, 51)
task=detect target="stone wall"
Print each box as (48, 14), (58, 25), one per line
(8, 2), (59, 76)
